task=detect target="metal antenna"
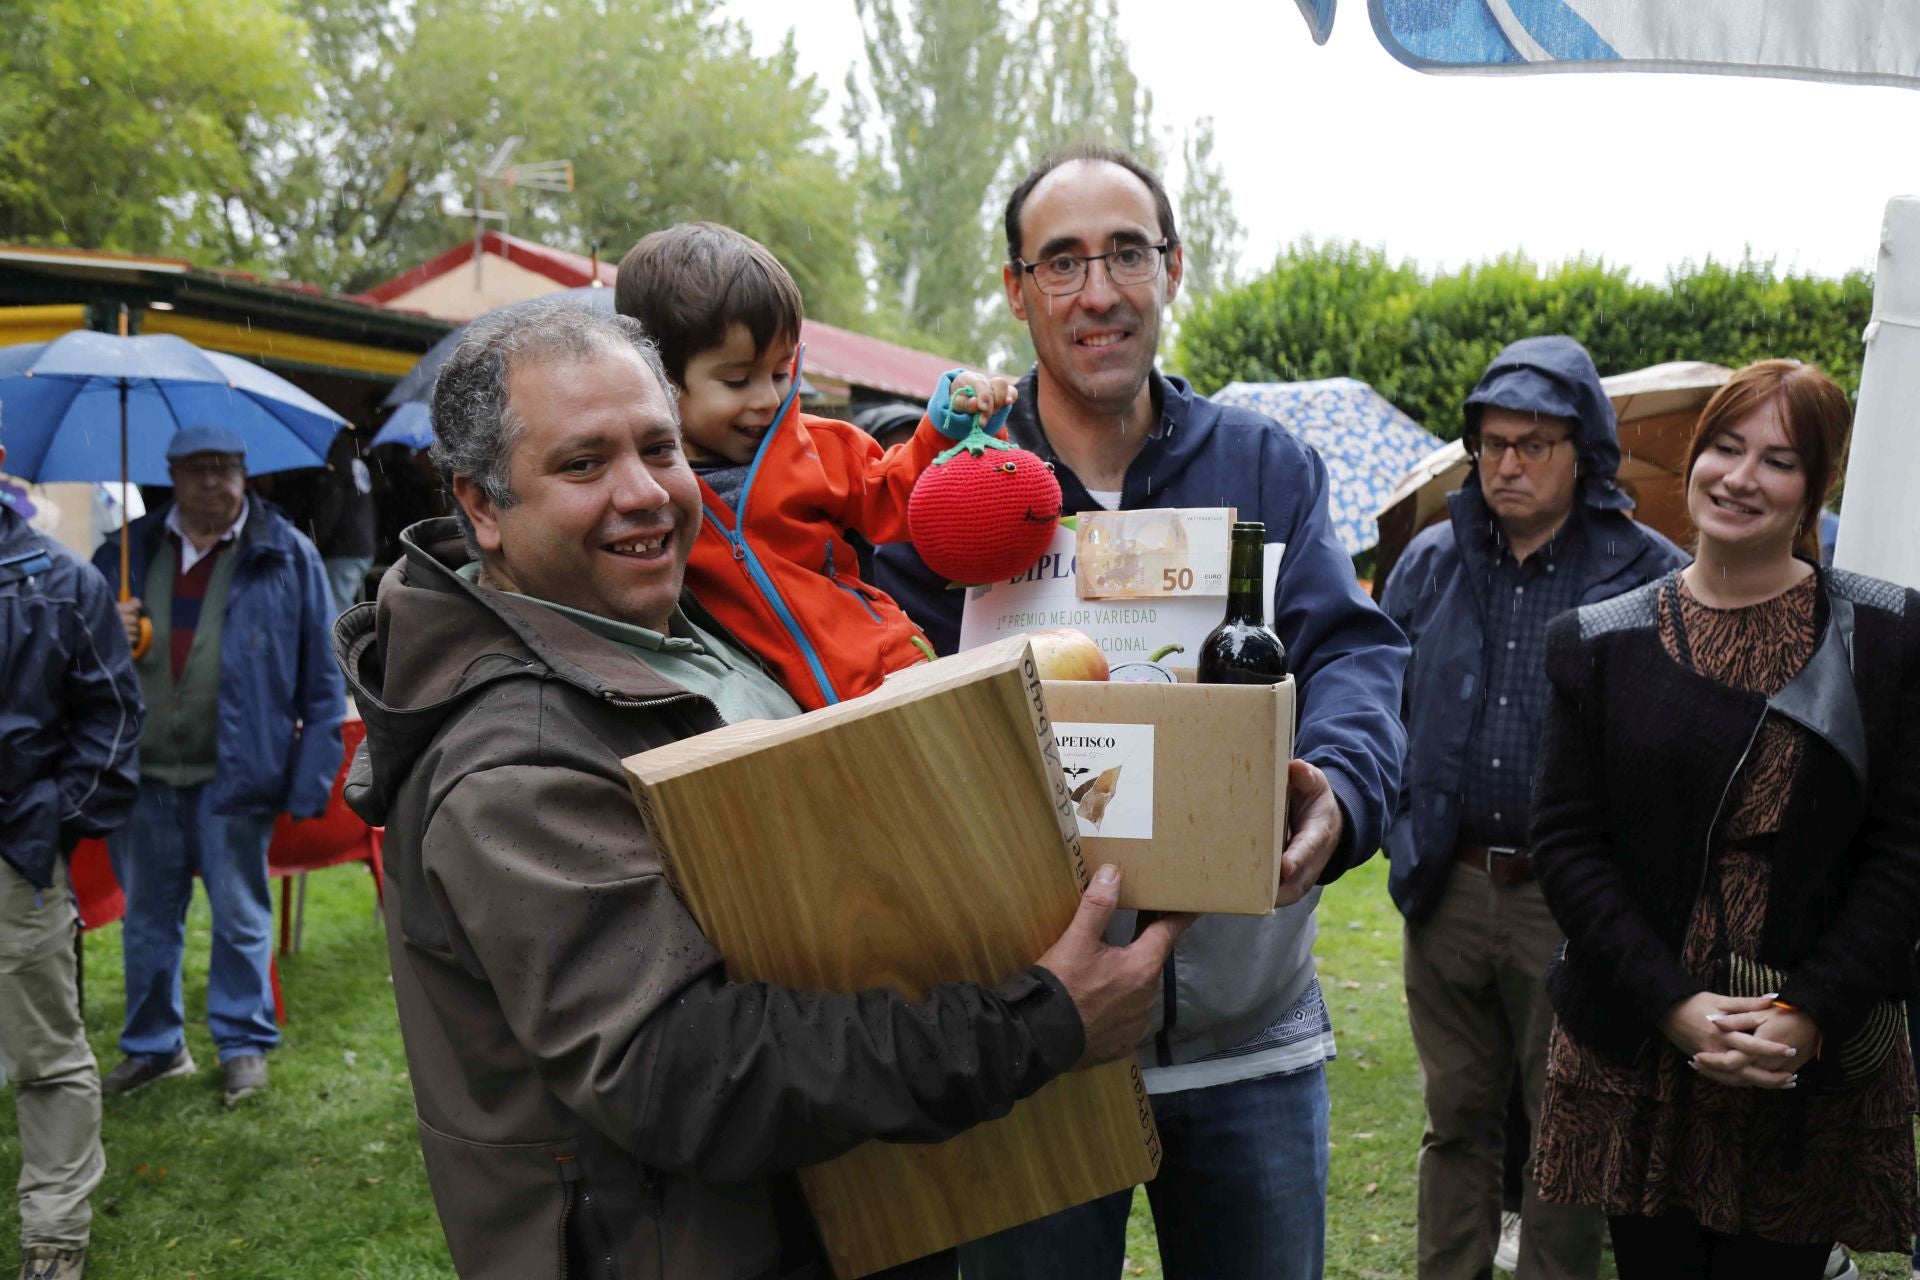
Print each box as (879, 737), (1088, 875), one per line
(448, 137), (575, 286)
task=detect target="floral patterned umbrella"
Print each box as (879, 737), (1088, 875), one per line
(1211, 377), (1441, 555)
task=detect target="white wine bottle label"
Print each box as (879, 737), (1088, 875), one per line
(1055, 722), (1156, 840)
(1074, 508), (1235, 600)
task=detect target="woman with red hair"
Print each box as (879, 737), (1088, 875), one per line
(1529, 360), (1920, 1276)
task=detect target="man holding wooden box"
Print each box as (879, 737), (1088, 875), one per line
(878, 146), (1412, 1280)
(334, 300), (1184, 1280)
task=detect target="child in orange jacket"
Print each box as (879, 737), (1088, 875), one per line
(615, 221), (1013, 711)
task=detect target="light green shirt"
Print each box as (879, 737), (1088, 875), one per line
(457, 563), (801, 724)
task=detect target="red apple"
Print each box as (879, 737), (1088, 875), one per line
(1029, 627), (1109, 681)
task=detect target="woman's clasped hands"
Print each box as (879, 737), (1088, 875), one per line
(1659, 991), (1821, 1090)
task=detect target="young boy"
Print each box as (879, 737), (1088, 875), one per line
(615, 221), (1012, 711)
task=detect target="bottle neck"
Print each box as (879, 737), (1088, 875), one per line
(1221, 535), (1265, 625)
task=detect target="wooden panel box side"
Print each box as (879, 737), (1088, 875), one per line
(620, 636), (1159, 1276)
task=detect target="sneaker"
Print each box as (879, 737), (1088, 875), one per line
(1493, 1209), (1521, 1273)
(19, 1245), (86, 1279)
(1823, 1244), (1858, 1280)
(220, 1054), (268, 1107)
(100, 1048), (194, 1096)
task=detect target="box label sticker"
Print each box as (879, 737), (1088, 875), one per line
(1055, 721), (1155, 840)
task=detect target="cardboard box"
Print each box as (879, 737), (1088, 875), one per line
(1042, 675), (1294, 916)
(621, 636), (1160, 1279)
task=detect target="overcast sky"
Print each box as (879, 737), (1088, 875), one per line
(722, 0), (1920, 286)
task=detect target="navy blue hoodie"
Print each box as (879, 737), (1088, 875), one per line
(1380, 335), (1687, 922)
(1, 502), (143, 888)
(879, 369), (1410, 1070)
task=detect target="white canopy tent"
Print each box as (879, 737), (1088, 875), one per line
(1833, 196), (1920, 592)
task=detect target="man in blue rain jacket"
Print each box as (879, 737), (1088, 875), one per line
(1380, 336), (1684, 1280)
(91, 424), (344, 1108)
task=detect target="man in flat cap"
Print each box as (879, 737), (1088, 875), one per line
(92, 424), (345, 1107)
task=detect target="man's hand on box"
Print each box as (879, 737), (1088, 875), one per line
(1276, 759), (1343, 908)
(1036, 864), (1194, 1068)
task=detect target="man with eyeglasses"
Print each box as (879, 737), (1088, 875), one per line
(90, 424), (344, 1108)
(878, 145), (1410, 1280)
(1379, 337), (1684, 1280)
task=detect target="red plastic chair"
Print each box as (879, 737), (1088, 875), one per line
(69, 837), (123, 932)
(267, 717), (385, 962)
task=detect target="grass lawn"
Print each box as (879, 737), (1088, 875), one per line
(4, 854), (1914, 1277)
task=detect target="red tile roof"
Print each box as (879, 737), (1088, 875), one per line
(796, 317), (963, 401)
(356, 231), (616, 304)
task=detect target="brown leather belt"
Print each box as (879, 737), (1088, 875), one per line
(1455, 843), (1535, 886)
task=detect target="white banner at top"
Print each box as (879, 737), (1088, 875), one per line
(1294, 0), (1920, 89)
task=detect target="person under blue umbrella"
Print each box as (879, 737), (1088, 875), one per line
(89, 424), (345, 1108)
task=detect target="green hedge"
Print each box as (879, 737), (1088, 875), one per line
(1174, 241), (1874, 439)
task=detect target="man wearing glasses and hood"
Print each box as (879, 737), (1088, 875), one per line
(1380, 337), (1686, 1280)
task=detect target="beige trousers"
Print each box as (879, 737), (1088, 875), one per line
(0, 856), (104, 1249)
(1403, 861), (1603, 1280)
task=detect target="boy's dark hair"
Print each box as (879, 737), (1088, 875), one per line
(615, 222), (804, 384)
(1003, 143), (1181, 263)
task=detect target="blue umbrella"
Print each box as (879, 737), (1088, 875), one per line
(0, 330), (346, 485)
(1211, 377), (1442, 555)
(0, 327), (348, 654)
(370, 401), (433, 451)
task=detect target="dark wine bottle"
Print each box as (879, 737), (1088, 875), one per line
(1196, 521), (1287, 684)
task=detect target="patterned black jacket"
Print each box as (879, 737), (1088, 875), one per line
(1532, 566), (1920, 1079)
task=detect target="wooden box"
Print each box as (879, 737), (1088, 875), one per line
(621, 636), (1160, 1278)
(1041, 676), (1295, 915)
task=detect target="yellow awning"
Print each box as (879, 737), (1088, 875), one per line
(0, 305), (420, 380)
(0, 304), (86, 344)
(143, 312), (419, 379)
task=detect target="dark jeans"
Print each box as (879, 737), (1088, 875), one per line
(108, 780), (279, 1063)
(957, 1066), (1330, 1280)
(1608, 1212), (1829, 1279)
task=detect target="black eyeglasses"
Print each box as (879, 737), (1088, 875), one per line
(1466, 435), (1568, 467)
(1015, 243), (1170, 296)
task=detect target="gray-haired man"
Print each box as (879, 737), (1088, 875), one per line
(333, 300), (1185, 1279)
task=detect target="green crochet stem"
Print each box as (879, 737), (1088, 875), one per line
(934, 421), (1014, 464)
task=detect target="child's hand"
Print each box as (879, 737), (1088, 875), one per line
(929, 368), (1018, 440)
(948, 372), (1017, 418)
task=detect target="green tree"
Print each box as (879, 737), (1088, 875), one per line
(1023, 0), (1156, 165)
(1174, 243), (1872, 437)
(1174, 239), (1423, 404)
(845, 0), (1032, 356)
(0, 0), (309, 253)
(847, 0), (1207, 363)
(54, 0), (861, 317)
(1175, 117), (1243, 305)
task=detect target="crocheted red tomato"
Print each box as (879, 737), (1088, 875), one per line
(909, 430), (1062, 585)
